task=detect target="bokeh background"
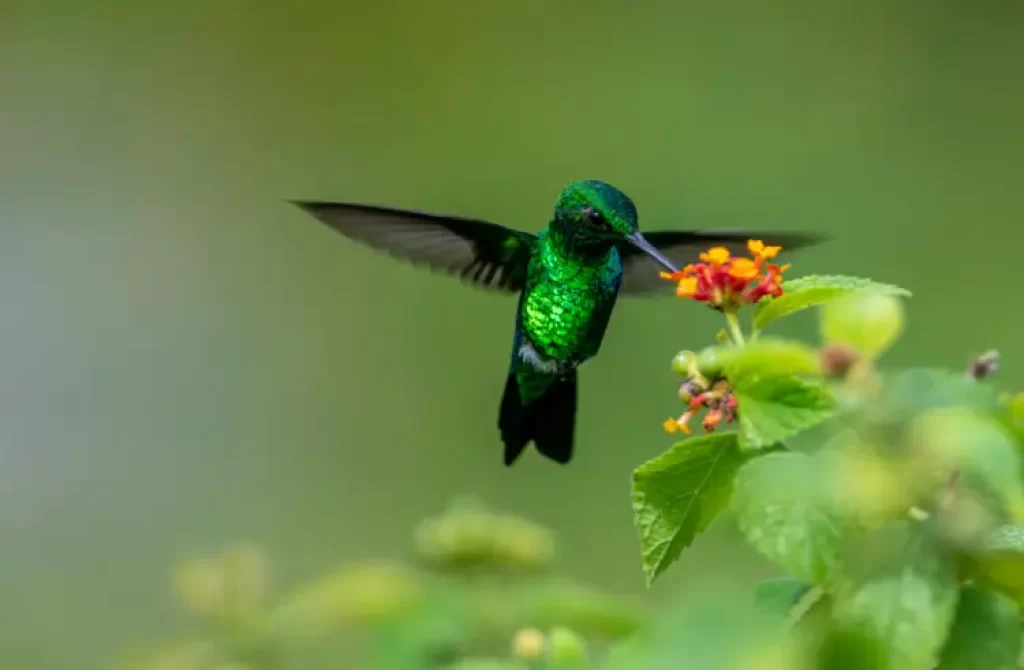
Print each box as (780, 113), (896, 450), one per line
(2, 0), (1023, 667)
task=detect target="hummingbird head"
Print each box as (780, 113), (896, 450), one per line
(554, 180), (678, 272)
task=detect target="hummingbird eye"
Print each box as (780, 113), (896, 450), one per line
(583, 208), (608, 230)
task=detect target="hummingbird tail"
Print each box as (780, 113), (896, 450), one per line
(498, 370), (577, 466)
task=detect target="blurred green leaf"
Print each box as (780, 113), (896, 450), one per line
(444, 660), (530, 670)
(732, 374), (836, 450)
(968, 525), (1024, 606)
(368, 594), (470, 670)
(270, 561), (422, 636)
(753, 578), (813, 619)
(722, 338), (823, 379)
(911, 407), (1024, 531)
(832, 521), (959, 670)
(510, 579), (645, 639)
(415, 498), (557, 572)
(732, 452), (852, 586)
(864, 368), (1002, 430)
(632, 434), (753, 585)
(700, 338), (823, 382)
(752, 275), (911, 332)
(603, 588), (811, 670)
(935, 585), (1021, 670)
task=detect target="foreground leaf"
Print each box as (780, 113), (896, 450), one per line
(832, 521), (959, 670)
(632, 434), (753, 585)
(968, 525), (1024, 606)
(732, 452), (851, 586)
(753, 275), (911, 332)
(935, 585), (1020, 670)
(732, 375), (836, 451)
(911, 407), (1024, 528)
(604, 588), (811, 670)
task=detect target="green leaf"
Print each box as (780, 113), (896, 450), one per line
(754, 578), (813, 618)
(832, 521), (960, 670)
(753, 274), (911, 331)
(712, 337), (824, 380)
(732, 374), (836, 451)
(969, 525), (1024, 606)
(935, 585), (1021, 670)
(732, 452), (852, 586)
(632, 434), (754, 585)
(912, 407), (1024, 527)
(603, 588), (807, 670)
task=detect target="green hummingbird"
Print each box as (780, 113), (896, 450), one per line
(293, 180), (820, 466)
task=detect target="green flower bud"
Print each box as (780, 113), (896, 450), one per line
(695, 346), (724, 380)
(671, 350), (696, 376)
(819, 291), (904, 359)
(545, 627), (588, 668)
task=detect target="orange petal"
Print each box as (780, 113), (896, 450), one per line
(663, 417), (678, 433)
(747, 239), (765, 256)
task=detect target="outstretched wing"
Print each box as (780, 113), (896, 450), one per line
(619, 230), (825, 296)
(292, 201), (536, 292)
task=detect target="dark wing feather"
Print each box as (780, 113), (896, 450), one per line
(292, 201), (536, 292)
(619, 230), (826, 296)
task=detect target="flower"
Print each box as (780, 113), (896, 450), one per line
(662, 379), (738, 435)
(660, 239), (790, 311)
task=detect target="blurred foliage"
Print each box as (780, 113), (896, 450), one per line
(632, 246), (1024, 669)
(123, 245), (1024, 669)
(121, 499), (645, 670)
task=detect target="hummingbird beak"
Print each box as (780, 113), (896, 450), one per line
(626, 233), (678, 273)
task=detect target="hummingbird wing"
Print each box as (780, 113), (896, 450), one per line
(618, 230), (824, 296)
(292, 201), (536, 292)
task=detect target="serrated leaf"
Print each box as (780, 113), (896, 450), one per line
(969, 525), (1024, 606)
(935, 585), (1021, 670)
(632, 434), (753, 585)
(732, 375), (836, 450)
(753, 274), (911, 331)
(732, 452), (852, 586)
(832, 521), (960, 670)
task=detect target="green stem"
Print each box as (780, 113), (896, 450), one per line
(724, 311), (746, 346)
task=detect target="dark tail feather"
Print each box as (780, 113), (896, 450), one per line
(498, 371), (577, 466)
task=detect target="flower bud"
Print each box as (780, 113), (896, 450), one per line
(671, 350), (696, 376)
(546, 627), (588, 667)
(819, 291), (904, 359)
(512, 628), (545, 661)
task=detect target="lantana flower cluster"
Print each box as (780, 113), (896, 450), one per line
(661, 239), (791, 435)
(659, 240), (789, 311)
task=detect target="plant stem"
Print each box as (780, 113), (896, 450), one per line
(724, 312), (746, 346)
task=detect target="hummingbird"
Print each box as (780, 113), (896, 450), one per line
(293, 180), (820, 466)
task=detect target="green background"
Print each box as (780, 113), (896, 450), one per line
(1, 1), (1022, 667)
